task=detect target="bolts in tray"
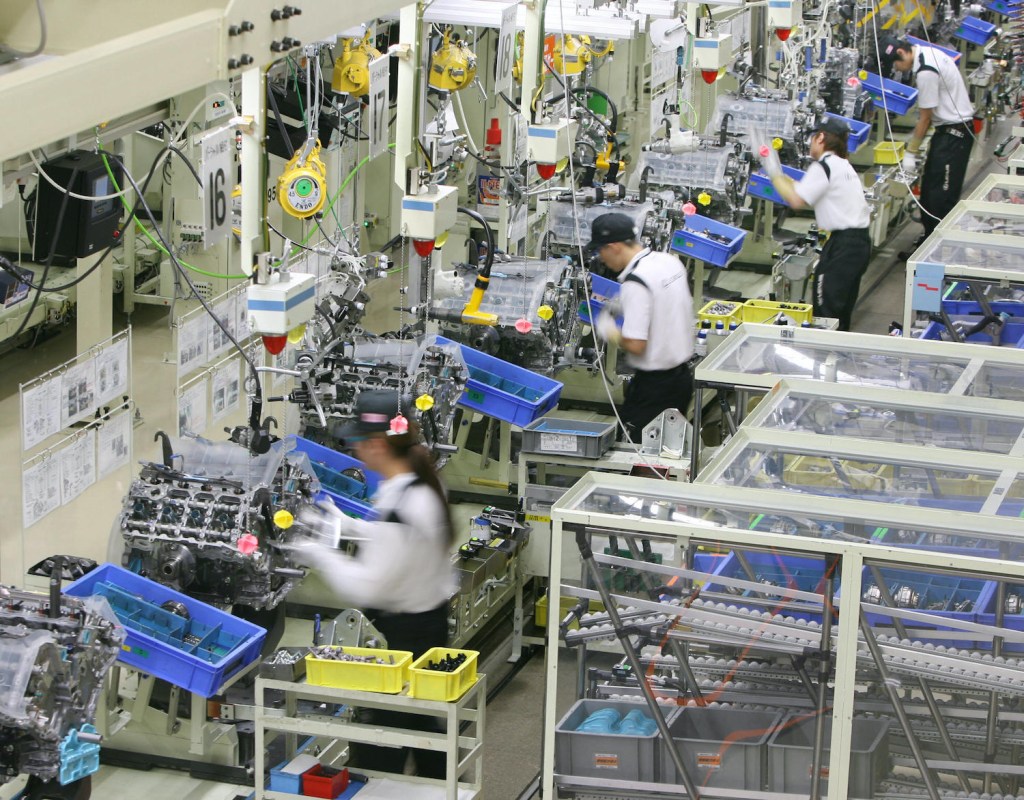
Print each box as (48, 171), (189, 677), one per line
(311, 646), (395, 664)
(424, 653), (467, 673)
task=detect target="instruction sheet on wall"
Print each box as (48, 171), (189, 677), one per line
(21, 376), (61, 451)
(22, 457), (61, 528)
(212, 360), (241, 421)
(178, 314), (210, 376)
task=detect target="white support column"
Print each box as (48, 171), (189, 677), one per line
(520, 0), (543, 122)
(541, 514), (564, 800)
(76, 250), (112, 352)
(393, 4), (421, 201)
(240, 65), (265, 276)
(827, 548), (864, 800)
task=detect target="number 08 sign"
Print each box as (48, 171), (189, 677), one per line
(200, 126), (233, 248)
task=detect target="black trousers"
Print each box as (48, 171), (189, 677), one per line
(622, 362), (693, 442)
(813, 227), (872, 332)
(347, 603), (449, 778)
(920, 123), (974, 240)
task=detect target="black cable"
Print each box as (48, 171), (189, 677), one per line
(548, 86), (618, 132)
(313, 216), (340, 249)
(98, 149), (263, 408)
(266, 73), (297, 154)
(8, 167), (78, 343)
(0, 144), (195, 293)
(457, 206), (495, 280)
(267, 220), (322, 253)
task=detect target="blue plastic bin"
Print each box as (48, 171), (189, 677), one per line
(906, 36), (961, 64)
(577, 273), (621, 324)
(984, 0), (1018, 15)
(858, 566), (994, 647)
(704, 551), (833, 621)
(955, 15), (997, 45)
(979, 584), (1024, 651)
(435, 335), (562, 426)
(824, 112), (871, 153)
(920, 320), (1024, 348)
(861, 72), (918, 116)
(670, 214), (746, 267)
(747, 165), (806, 205)
(58, 725), (100, 785)
(941, 285), (1024, 317)
(293, 436), (379, 519)
(65, 564), (266, 697)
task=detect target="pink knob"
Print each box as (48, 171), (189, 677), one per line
(682, 202), (697, 216)
(237, 534), (259, 555)
(389, 414), (409, 434)
(514, 318), (533, 333)
(758, 145), (770, 158)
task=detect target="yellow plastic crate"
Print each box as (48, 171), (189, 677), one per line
(698, 299), (742, 326)
(874, 141), (905, 165)
(534, 595), (604, 629)
(304, 646), (412, 693)
(741, 299), (813, 325)
(408, 647), (479, 701)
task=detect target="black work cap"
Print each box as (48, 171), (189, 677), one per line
(586, 213), (636, 251)
(337, 390), (411, 441)
(877, 34), (911, 76)
(814, 115), (850, 138)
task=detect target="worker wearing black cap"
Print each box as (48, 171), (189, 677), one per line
(293, 389), (455, 778)
(877, 35), (975, 247)
(762, 116), (871, 331)
(587, 212), (695, 441)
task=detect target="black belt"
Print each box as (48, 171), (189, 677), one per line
(828, 227), (870, 237)
(935, 121), (972, 136)
(636, 362), (689, 377)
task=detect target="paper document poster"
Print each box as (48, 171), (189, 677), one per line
(98, 412), (131, 479)
(61, 360), (97, 428)
(21, 377), (61, 451)
(22, 458), (61, 528)
(211, 361), (241, 422)
(59, 429), (97, 505)
(178, 378), (209, 436)
(96, 337), (129, 406)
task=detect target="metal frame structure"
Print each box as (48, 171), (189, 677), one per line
(741, 378), (1024, 457)
(695, 427), (1024, 516)
(690, 323), (1024, 476)
(541, 472), (1024, 800)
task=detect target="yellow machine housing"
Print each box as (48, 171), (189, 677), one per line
(332, 31), (381, 97)
(429, 29), (478, 92)
(277, 142), (327, 219)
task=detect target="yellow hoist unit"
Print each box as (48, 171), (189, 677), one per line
(332, 31), (381, 97)
(428, 28), (478, 92)
(277, 141), (327, 219)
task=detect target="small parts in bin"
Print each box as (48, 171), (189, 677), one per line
(311, 646), (396, 664)
(422, 652), (467, 673)
(267, 649), (305, 666)
(698, 228), (734, 245)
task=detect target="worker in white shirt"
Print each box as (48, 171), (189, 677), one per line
(294, 389), (456, 778)
(762, 116), (872, 331)
(588, 212), (695, 441)
(878, 35), (976, 246)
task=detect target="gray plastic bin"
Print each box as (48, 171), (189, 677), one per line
(521, 417), (617, 459)
(660, 707), (784, 790)
(555, 699), (666, 782)
(768, 715), (890, 798)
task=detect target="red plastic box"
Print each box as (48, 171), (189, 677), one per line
(301, 765), (349, 798)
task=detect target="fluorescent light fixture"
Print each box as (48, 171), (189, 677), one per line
(635, 0), (683, 18)
(423, 0), (521, 28)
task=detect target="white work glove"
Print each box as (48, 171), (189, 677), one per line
(594, 307), (622, 345)
(759, 146), (783, 179)
(901, 152), (917, 173)
(294, 500), (344, 549)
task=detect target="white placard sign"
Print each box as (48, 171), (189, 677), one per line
(60, 360), (97, 428)
(21, 377), (61, 451)
(96, 338), (129, 406)
(211, 361), (242, 422)
(368, 55), (391, 161)
(178, 314), (210, 376)
(178, 378), (209, 436)
(59, 429), (97, 505)
(98, 412), (132, 479)
(22, 458), (61, 528)
(495, 3), (518, 99)
(200, 126), (233, 248)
